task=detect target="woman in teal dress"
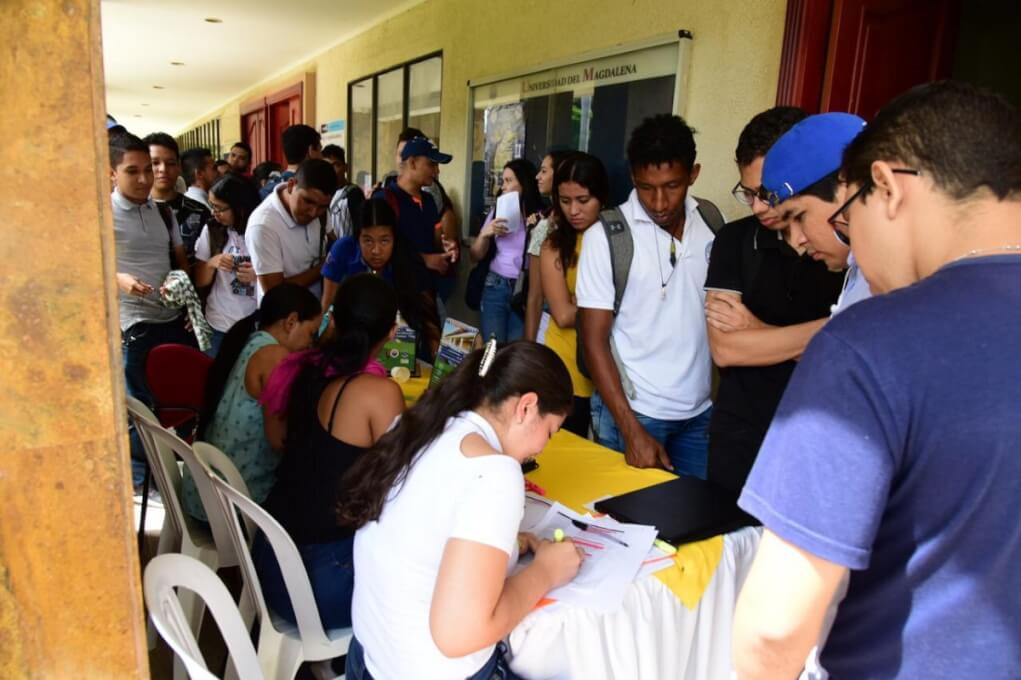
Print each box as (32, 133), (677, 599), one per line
(182, 283), (322, 521)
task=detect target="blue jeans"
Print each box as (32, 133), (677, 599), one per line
(204, 329), (226, 358)
(480, 271), (523, 344)
(252, 533), (355, 631)
(590, 392), (712, 479)
(346, 635), (520, 680)
(122, 316), (195, 487)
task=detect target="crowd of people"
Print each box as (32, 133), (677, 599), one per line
(109, 78), (1020, 678)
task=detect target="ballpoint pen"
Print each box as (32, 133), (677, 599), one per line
(558, 512), (629, 548)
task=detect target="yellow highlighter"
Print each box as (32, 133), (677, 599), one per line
(654, 538), (677, 555)
(554, 528), (565, 543)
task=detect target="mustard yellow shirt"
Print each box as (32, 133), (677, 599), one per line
(543, 238), (594, 398)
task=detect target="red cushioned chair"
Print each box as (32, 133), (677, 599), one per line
(145, 343), (214, 442)
(137, 343), (213, 564)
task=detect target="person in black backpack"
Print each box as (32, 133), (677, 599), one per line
(703, 107), (845, 496)
(144, 132), (211, 264)
(575, 114), (721, 479)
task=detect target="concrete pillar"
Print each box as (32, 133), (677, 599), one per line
(0, 0), (149, 676)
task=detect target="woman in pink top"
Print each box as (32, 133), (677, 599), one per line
(468, 159), (544, 343)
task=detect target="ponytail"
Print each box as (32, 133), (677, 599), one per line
(338, 341), (573, 528)
(284, 273), (397, 448)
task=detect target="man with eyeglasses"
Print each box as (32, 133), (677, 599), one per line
(733, 81), (1021, 679)
(703, 107), (845, 497)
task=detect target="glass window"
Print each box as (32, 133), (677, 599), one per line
(468, 42), (679, 233)
(350, 78), (374, 191)
(408, 56), (443, 147)
(347, 53), (443, 189)
(375, 68), (405, 183)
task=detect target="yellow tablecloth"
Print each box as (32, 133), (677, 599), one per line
(398, 375), (725, 609)
(530, 430), (724, 609)
(398, 365), (431, 404)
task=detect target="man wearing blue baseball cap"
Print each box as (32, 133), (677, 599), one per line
(760, 112), (869, 315)
(372, 136), (457, 291)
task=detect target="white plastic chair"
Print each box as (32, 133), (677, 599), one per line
(211, 475), (353, 679)
(144, 553), (264, 680)
(128, 400), (245, 679)
(128, 396), (218, 667)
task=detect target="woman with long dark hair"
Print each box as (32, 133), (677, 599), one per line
(469, 159), (543, 343)
(322, 198), (441, 358)
(254, 273), (405, 631)
(194, 173), (262, 356)
(181, 283), (322, 522)
(541, 152), (610, 436)
(341, 341), (582, 679)
(524, 148), (574, 341)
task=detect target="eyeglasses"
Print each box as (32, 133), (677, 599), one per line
(827, 168), (921, 246)
(731, 181), (772, 207)
(210, 203), (232, 215)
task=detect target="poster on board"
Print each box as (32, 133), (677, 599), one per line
(319, 119), (346, 148)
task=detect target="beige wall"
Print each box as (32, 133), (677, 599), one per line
(182, 0), (787, 215)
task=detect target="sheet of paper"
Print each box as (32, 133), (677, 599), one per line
(495, 190), (524, 233)
(636, 545), (676, 580)
(520, 500), (657, 612)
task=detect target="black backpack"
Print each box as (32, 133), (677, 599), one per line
(575, 198), (724, 385)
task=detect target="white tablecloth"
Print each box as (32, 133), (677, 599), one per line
(508, 527), (762, 680)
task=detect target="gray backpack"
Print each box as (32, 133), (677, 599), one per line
(576, 198), (724, 393)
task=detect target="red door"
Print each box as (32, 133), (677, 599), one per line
(821, 0), (961, 117)
(776, 0), (961, 117)
(241, 108), (267, 167)
(267, 84), (304, 167)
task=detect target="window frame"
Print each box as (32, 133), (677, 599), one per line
(346, 50), (443, 185)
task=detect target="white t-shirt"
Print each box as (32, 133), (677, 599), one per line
(352, 411), (523, 679)
(246, 184), (330, 303)
(194, 226), (257, 333)
(576, 190), (714, 420)
(185, 185), (210, 209)
(830, 252), (872, 316)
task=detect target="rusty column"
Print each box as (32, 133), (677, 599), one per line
(0, 0), (149, 676)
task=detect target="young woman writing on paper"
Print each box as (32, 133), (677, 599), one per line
(253, 273), (405, 630)
(540, 152), (610, 436)
(340, 341), (583, 679)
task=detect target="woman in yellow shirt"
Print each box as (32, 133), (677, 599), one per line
(539, 152), (609, 436)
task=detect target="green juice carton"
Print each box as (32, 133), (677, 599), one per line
(378, 313), (418, 377)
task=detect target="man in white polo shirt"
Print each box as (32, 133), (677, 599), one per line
(246, 158), (337, 302)
(577, 114), (716, 479)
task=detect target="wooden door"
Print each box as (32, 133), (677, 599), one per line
(267, 83), (304, 167)
(241, 108), (267, 167)
(821, 0), (961, 117)
(777, 0), (961, 117)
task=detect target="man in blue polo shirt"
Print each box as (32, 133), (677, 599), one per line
(733, 81), (1021, 678)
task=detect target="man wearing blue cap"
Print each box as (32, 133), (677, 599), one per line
(733, 82), (1021, 679)
(373, 136), (458, 288)
(759, 112), (869, 316)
